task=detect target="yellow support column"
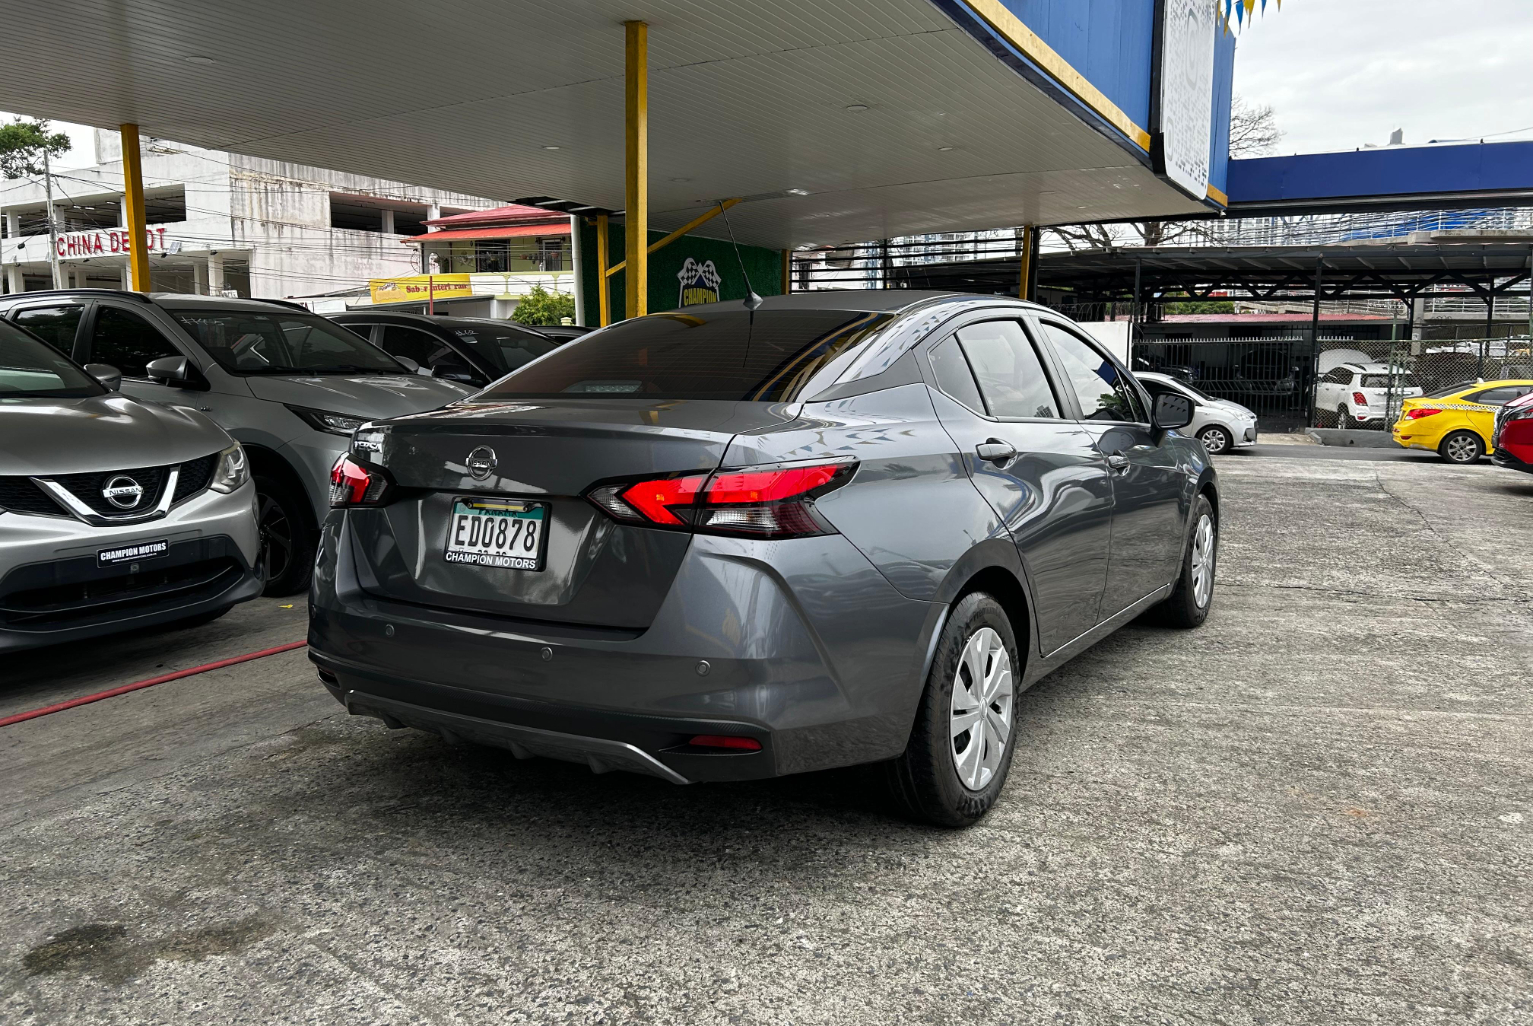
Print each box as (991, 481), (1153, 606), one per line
(120, 124), (151, 292)
(1017, 224), (1035, 302)
(596, 214), (611, 327)
(781, 250), (791, 294)
(624, 21), (648, 319)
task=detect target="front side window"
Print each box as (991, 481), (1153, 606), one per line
(479, 309), (892, 402)
(0, 320), (104, 398)
(953, 321), (1059, 419)
(1040, 322), (1145, 423)
(12, 304), (83, 356)
(90, 306), (182, 378)
(170, 310), (405, 375)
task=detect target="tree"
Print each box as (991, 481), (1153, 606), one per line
(0, 118), (70, 179)
(1228, 96), (1283, 158)
(511, 284), (576, 326)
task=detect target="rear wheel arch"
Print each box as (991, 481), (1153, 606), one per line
(948, 564), (1033, 672)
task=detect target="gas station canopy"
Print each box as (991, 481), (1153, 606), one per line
(0, 0), (1234, 249)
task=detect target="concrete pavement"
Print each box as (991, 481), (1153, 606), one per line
(2, 456), (1530, 1025)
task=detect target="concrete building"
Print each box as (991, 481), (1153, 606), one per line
(0, 130), (496, 300)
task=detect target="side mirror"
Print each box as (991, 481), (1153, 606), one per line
(394, 355), (421, 374)
(145, 355), (207, 390)
(1153, 392), (1193, 432)
(83, 362), (122, 391)
(431, 360), (478, 384)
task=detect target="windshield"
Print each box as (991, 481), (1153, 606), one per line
(0, 320), (105, 399)
(1362, 373), (1419, 389)
(435, 319), (558, 374)
(170, 310), (406, 375)
(478, 309), (894, 401)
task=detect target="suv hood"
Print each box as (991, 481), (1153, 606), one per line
(0, 393), (230, 476)
(245, 373), (473, 420)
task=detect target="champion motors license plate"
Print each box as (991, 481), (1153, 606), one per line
(98, 539), (169, 567)
(444, 498), (547, 571)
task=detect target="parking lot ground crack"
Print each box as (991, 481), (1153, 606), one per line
(1372, 470), (1512, 588)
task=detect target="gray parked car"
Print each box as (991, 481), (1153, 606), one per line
(0, 290), (473, 594)
(0, 318), (261, 652)
(309, 292), (1217, 826)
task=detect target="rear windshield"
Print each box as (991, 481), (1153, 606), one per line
(0, 320), (104, 398)
(1360, 373), (1419, 388)
(477, 310), (893, 402)
(436, 319), (558, 374)
(170, 310), (405, 375)
(1427, 380), (1477, 398)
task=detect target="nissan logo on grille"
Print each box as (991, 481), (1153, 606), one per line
(102, 475), (145, 510)
(466, 446), (497, 480)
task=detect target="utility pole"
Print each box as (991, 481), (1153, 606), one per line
(42, 147), (62, 289)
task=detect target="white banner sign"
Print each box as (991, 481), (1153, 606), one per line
(1158, 0), (1217, 201)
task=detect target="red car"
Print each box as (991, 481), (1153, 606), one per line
(1491, 391), (1533, 475)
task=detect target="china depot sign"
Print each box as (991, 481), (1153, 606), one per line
(56, 227), (172, 258)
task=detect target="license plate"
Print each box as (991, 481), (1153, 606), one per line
(98, 539), (168, 567)
(444, 498), (547, 571)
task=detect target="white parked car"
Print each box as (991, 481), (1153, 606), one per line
(1314, 362), (1422, 428)
(1135, 371), (1258, 454)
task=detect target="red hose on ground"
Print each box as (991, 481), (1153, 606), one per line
(0, 640), (308, 728)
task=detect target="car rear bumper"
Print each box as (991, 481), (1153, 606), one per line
(308, 513), (940, 783)
(0, 481), (263, 652)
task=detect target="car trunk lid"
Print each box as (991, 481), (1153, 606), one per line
(346, 398), (800, 629)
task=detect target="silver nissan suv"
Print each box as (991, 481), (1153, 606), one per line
(0, 318), (262, 652)
(0, 290), (473, 594)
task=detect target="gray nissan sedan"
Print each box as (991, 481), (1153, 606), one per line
(310, 292), (1217, 826)
(0, 319), (261, 652)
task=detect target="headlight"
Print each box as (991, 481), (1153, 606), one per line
(210, 443), (250, 494)
(286, 404), (367, 437)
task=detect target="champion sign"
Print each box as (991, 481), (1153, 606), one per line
(56, 227), (172, 258)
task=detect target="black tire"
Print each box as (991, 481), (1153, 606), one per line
(256, 475), (316, 596)
(1437, 430), (1484, 465)
(885, 592), (1020, 828)
(1197, 424), (1233, 455)
(1149, 493), (1217, 629)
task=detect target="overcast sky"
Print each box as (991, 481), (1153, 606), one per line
(7, 2), (1533, 169)
(1233, 0), (1533, 153)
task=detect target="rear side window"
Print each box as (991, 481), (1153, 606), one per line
(479, 310), (892, 402)
(954, 321), (1059, 419)
(1360, 373), (1418, 389)
(927, 336), (985, 413)
(90, 306), (182, 378)
(1468, 386), (1532, 406)
(12, 305), (83, 356)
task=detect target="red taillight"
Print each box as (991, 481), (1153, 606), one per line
(329, 455), (389, 507)
(618, 474), (705, 525)
(1352, 392), (1368, 406)
(588, 458), (856, 538)
(1404, 408), (1442, 420)
(687, 734), (762, 751)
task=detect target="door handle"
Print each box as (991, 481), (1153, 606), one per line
(976, 439), (1016, 464)
(1106, 452), (1131, 473)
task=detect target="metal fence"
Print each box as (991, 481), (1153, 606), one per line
(1306, 336), (1533, 430)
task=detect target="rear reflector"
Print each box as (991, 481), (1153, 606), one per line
(587, 457), (856, 539)
(688, 734), (762, 751)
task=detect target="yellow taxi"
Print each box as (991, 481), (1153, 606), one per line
(1392, 379), (1533, 463)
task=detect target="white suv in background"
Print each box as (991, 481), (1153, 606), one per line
(1314, 362), (1423, 428)
(1135, 371), (1259, 454)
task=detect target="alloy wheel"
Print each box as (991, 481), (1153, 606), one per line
(1190, 513), (1216, 609)
(1445, 433), (1480, 463)
(258, 492), (295, 584)
(1200, 427), (1229, 453)
(949, 627), (1013, 792)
